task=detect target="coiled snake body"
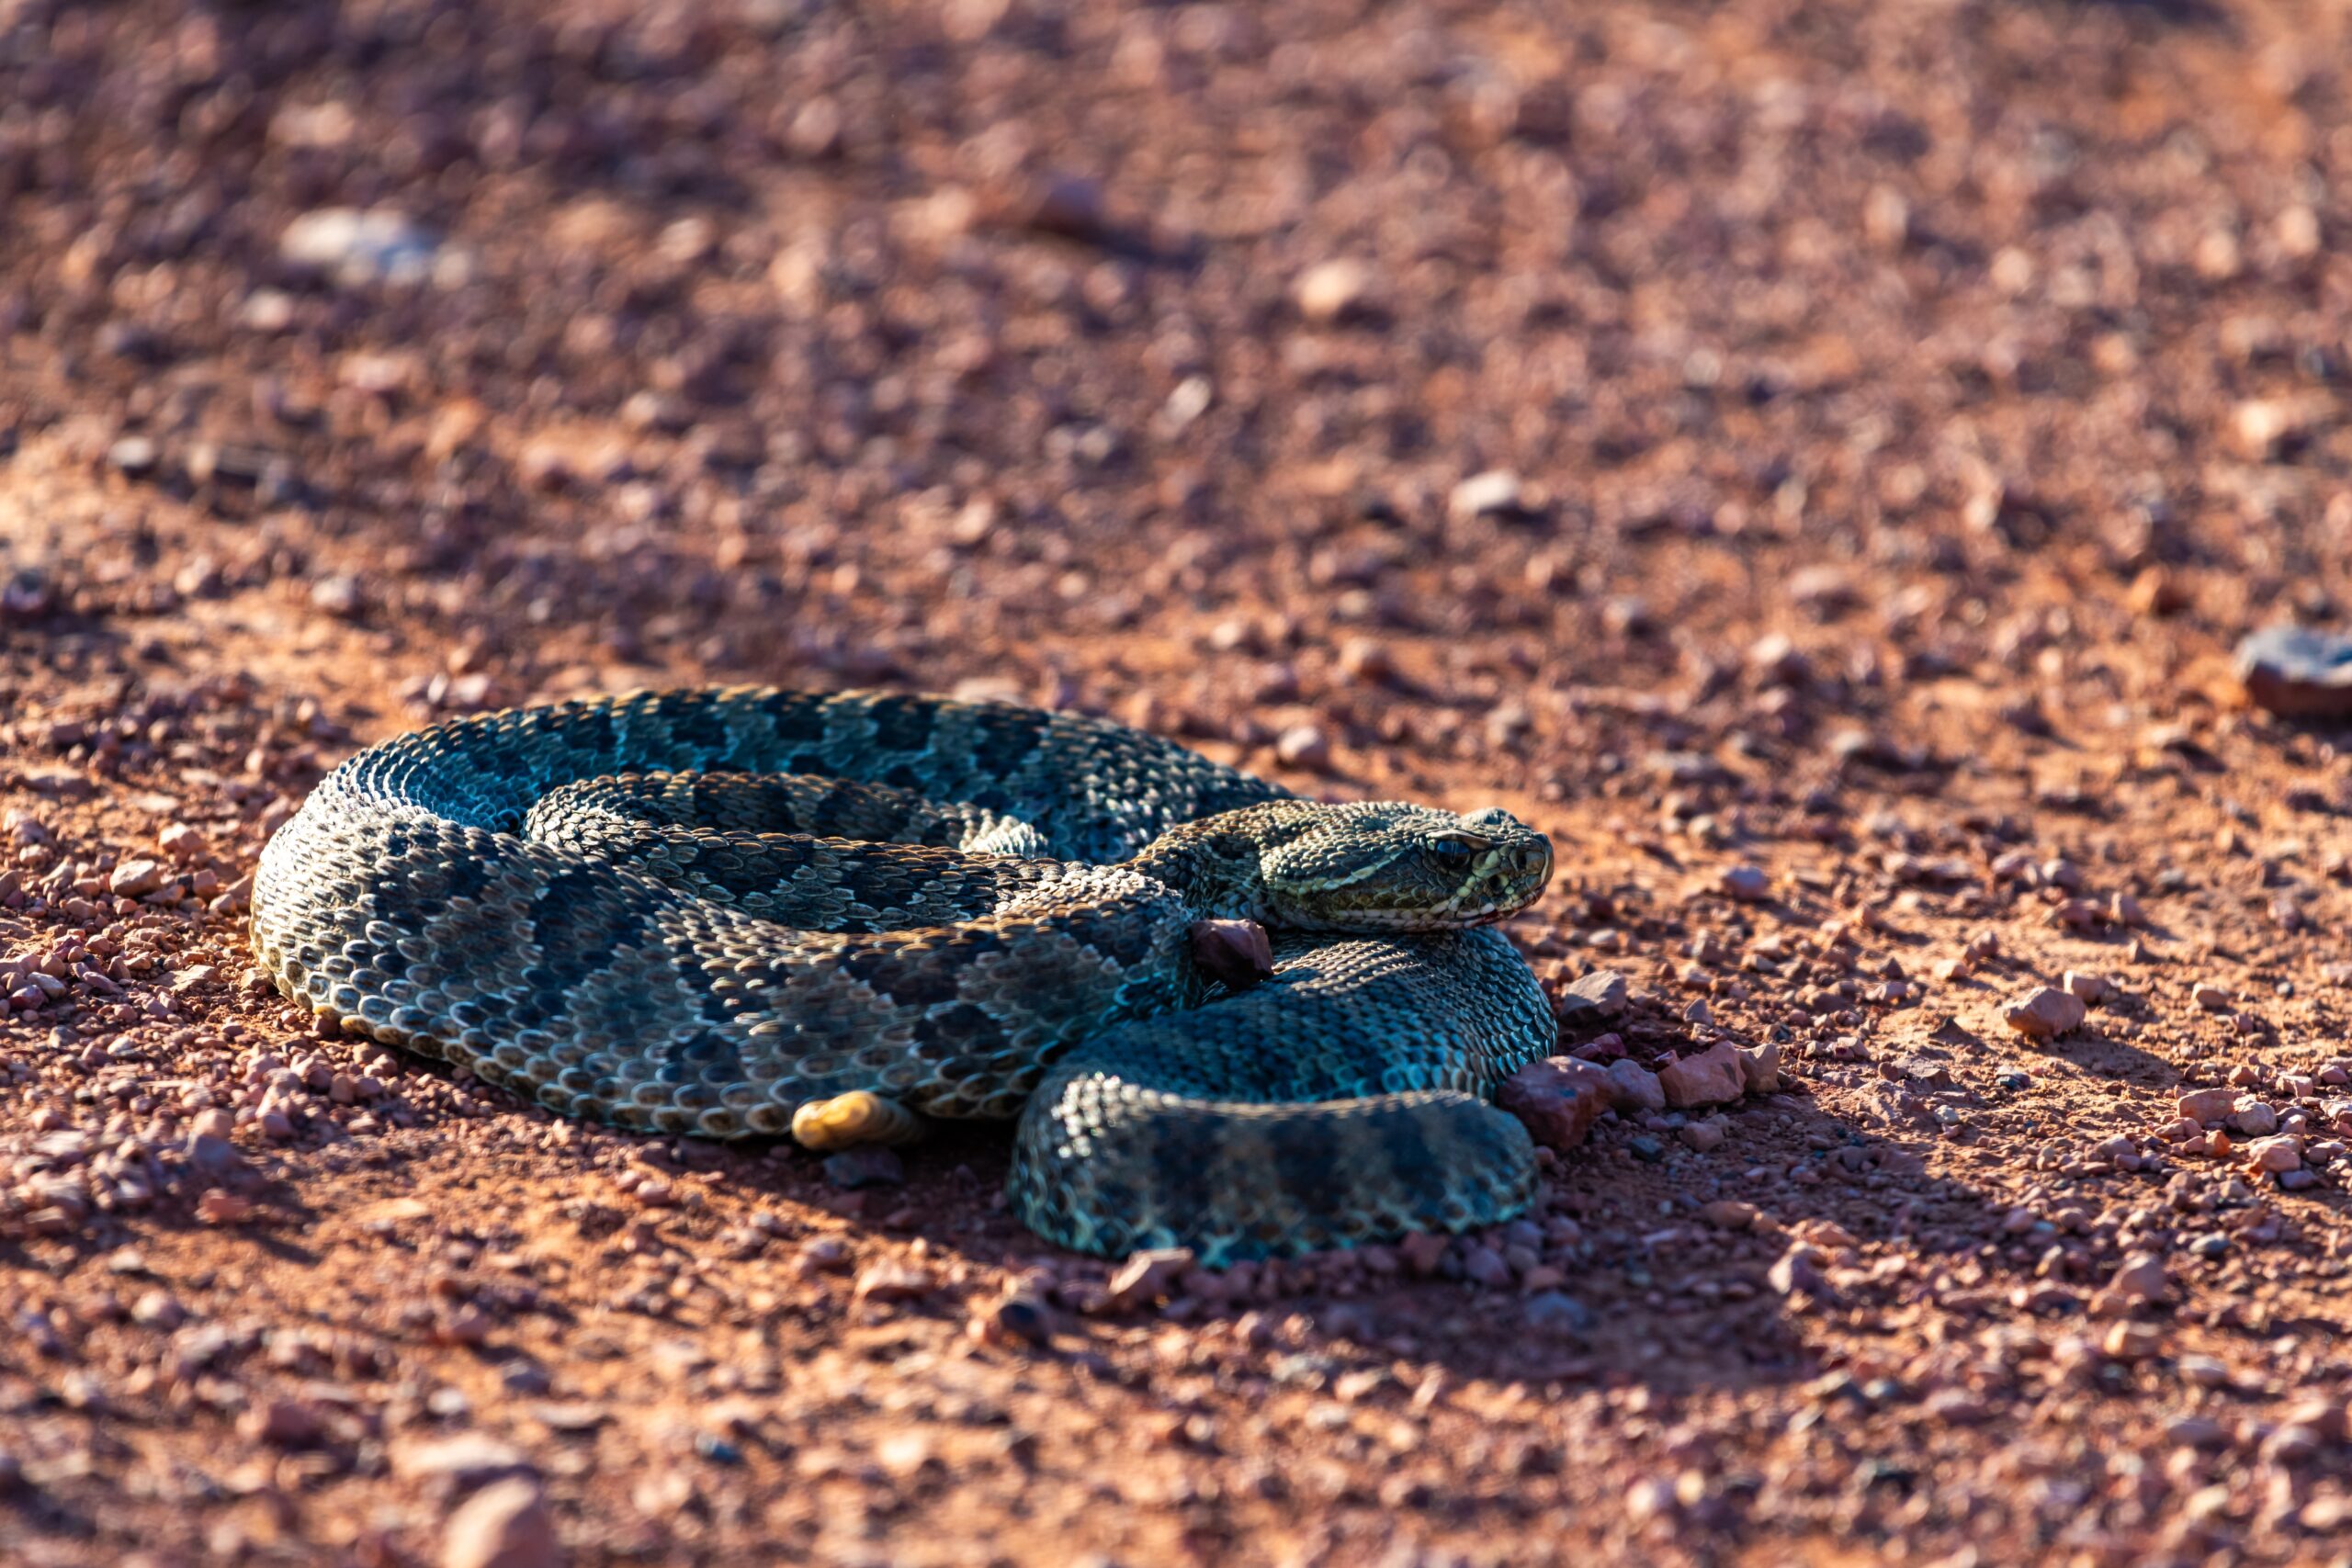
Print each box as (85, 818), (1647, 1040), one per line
(252, 688), (1556, 1262)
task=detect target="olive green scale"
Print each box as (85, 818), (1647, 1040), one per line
(250, 686), (1557, 1263)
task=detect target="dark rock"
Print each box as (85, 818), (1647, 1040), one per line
(1522, 1292), (1596, 1338)
(822, 1147), (905, 1189)
(2238, 626), (2352, 718)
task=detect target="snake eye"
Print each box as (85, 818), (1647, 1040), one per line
(1427, 833), (1486, 869)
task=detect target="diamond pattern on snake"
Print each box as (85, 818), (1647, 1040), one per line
(251, 687), (1557, 1263)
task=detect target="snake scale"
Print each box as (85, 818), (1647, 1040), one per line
(251, 687), (1558, 1263)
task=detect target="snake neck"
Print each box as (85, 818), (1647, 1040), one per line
(1120, 816), (1278, 923)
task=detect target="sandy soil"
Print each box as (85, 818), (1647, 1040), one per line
(6, 0), (2352, 1563)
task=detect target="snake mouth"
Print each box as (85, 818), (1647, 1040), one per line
(1451, 892), (1536, 926)
(1458, 836), (1550, 923)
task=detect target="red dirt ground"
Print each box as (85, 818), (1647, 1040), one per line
(6, 0), (2352, 1563)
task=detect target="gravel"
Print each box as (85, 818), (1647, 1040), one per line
(3, 0), (2350, 1562)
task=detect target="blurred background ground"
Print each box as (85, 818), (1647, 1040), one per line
(6, 0), (2352, 1563)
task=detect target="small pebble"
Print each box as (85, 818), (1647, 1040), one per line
(158, 822), (210, 861)
(1105, 1248), (1194, 1309)
(1561, 969), (1629, 1018)
(392, 1432), (534, 1488)
(1399, 1231), (1450, 1277)
(2002, 987), (2086, 1039)
(1448, 470), (1530, 525)
(1657, 1043), (1747, 1109)
(107, 860), (166, 897)
(1273, 725), (1331, 771)
(2246, 1133), (2301, 1173)
(1294, 260), (1374, 325)
(1335, 638), (1394, 683)
(793, 1237), (853, 1276)
(2231, 1100), (2279, 1137)
(107, 436), (159, 476)
(853, 1261), (935, 1303)
(2177, 1088), (2234, 1124)
(969, 1291), (1055, 1350)
(1679, 1118), (1727, 1153)
(1603, 1059), (1666, 1113)
(2061, 971), (2107, 1005)
(281, 207), (447, 288)
(311, 576), (366, 619)
(1521, 1292), (1595, 1339)
(822, 1147), (906, 1190)
(441, 1476), (559, 1568)
(1720, 864), (1771, 903)
(2101, 1254), (2170, 1308)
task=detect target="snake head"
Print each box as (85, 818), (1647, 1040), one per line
(1246, 801), (1553, 931)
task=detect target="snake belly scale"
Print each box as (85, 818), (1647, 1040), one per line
(250, 687), (1558, 1262)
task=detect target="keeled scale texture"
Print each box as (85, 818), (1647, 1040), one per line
(251, 686), (1555, 1258)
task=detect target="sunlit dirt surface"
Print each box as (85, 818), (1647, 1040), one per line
(6, 0), (2352, 1562)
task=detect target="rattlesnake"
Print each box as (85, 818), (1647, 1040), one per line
(251, 687), (1557, 1262)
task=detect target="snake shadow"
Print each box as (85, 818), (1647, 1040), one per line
(686, 1056), (2125, 1404)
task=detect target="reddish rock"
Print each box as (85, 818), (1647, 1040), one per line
(1657, 1043), (1747, 1109)
(195, 1190), (254, 1225)
(2245, 1134), (2301, 1173)
(1679, 1118), (1726, 1152)
(392, 1433), (535, 1490)
(2177, 1088), (2236, 1124)
(1398, 1230), (1450, 1277)
(852, 1261), (935, 1303)
(107, 859), (166, 897)
(1720, 863), (1771, 902)
(2089, 1253), (2172, 1316)
(240, 1398), (327, 1448)
(1560, 969), (1629, 1017)
(2062, 971), (2107, 1004)
(1494, 1058), (1610, 1153)
(442, 1476), (560, 1568)
(1736, 1041), (1781, 1094)
(1273, 725), (1331, 771)
(1602, 1059), (1665, 1112)
(2002, 987), (2086, 1039)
